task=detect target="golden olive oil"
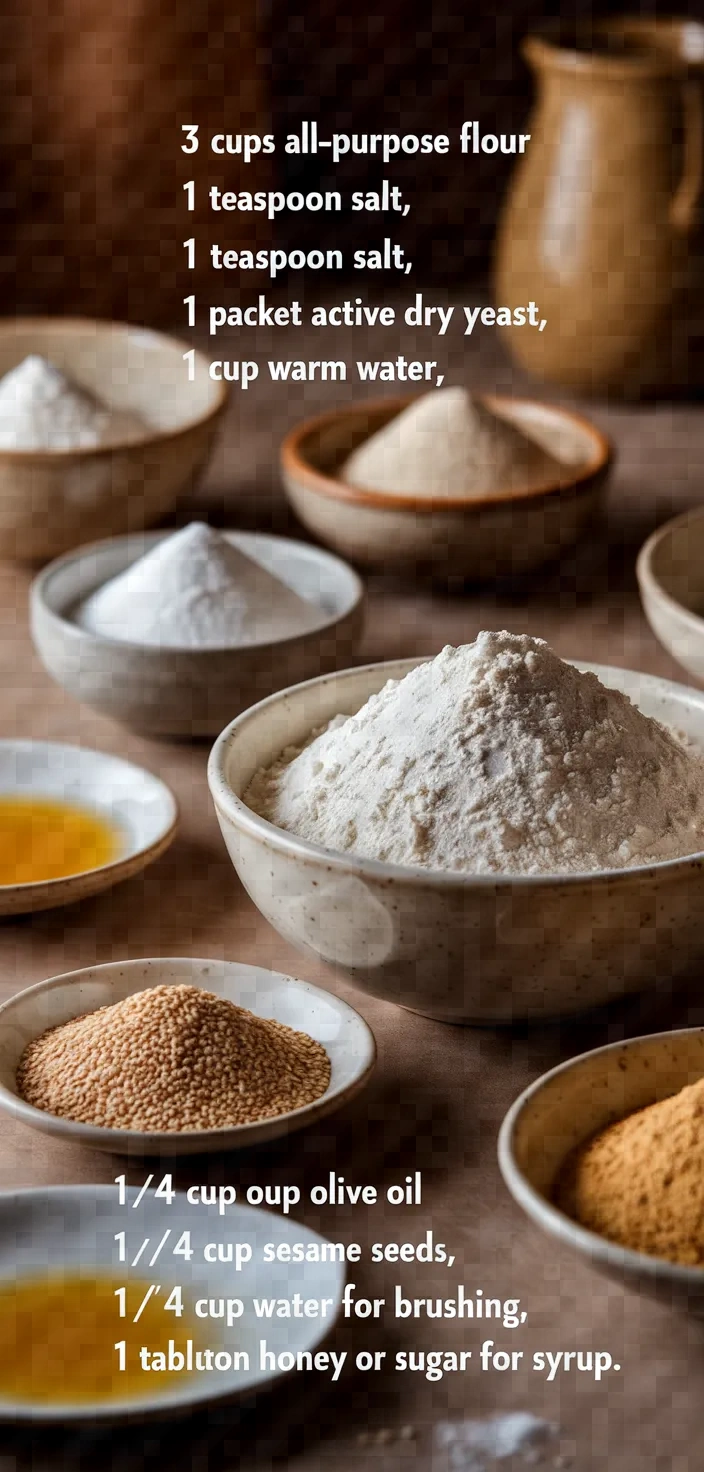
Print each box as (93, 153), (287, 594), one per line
(0, 796), (120, 885)
(0, 1274), (201, 1404)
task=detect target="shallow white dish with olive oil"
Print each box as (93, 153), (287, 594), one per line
(0, 1185), (345, 1421)
(0, 740), (177, 915)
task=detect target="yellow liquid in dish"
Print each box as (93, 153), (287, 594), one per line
(0, 1275), (201, 1404)
(0, 797), (120, 885)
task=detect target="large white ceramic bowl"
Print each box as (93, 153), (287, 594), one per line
(30, 530), (365, 737)
(637, 506), (704, 685)
(0, 318), (227, 561)
(498, 1028), (704, 1313)
(208, 658), (704, 1023)
(0, 740), (177, 915)
(0, 1185), (345, 1421)
(0, 956), (376, 1155)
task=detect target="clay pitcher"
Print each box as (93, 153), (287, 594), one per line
(494, 20), (704, 397)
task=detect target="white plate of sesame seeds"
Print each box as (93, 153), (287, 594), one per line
(0, 956), (377, 1156)
(0, 1185), (347, 1422)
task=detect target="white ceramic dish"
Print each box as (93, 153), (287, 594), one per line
(0, 740), (177, 915)
(31, 530), (365, 738)
(498, 1028), (704, 1313)
(637, 505), (704, 685)
(208, 657), (704, 1023)
(0, 956), (376, 1155)
(281, 394), (612, 578)
(0, 318), (227, 562)
(0, 1185), (346, 1421)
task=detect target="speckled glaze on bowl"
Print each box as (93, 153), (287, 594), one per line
(0, 318), (227, 562)
(280, 394), (612, 577)
(637, 506), (704, 686)
(30, 530), (365, 738)
(208, 658), (704, 1024)
(499, 1029), (704, 1312)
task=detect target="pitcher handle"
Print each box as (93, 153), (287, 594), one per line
(671, 80), (704, 232)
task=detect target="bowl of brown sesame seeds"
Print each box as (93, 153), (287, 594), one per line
(0, 957), (376, 1156)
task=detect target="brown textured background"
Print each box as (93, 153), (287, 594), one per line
(1, 0), (272, 321)
(7, 0), (703, 323)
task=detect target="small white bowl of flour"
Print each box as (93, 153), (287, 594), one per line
(31, 523), (364, 738)
(209, 633), (704, 1022)
(0, 319), (227, 561)
(281, 392), (612, 579)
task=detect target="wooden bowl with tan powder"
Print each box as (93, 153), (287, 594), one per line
(499, 1028), (704, 1313)
(281, 394), (612, 578)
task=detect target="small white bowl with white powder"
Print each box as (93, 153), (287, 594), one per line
(0, 319), (227, 561)
(31, 523), (364, 738)
(209, 633), (704, 1023)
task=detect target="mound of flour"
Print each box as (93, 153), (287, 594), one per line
(246, 632), (704, 875)
(342, 388), (564, 498)
(76, 522), (325, 649)
(0, 356), (147, 450)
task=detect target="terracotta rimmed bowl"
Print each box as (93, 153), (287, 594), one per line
(30, 530), (365, 738)
(499, 1028), (704, 1313)
(208, 657), (704, 1024)
(0, 318), (228, 562)
(280, 394), (612, 577)
(637, 505), (704, 686)
(0, 957), (376, 1157)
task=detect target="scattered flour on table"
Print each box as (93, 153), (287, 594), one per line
(0, 355), (147, 450)
(76, 522), (325, 649)
(342, 388), (565, 498)
(433, 1413), (560, 1470)
(246, 631), (704, 876)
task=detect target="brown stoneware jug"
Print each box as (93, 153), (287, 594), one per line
(494, 20), (704, 397)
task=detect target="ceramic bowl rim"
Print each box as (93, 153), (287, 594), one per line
(497, 1025), (704, 1286)
(208, 654), (704, 888)
(280, 393), (613, 514)
(636, 504), (704, 637)
(0, 956), (377, 1149)
(0, 738), (178, 894)
(0, 316), (229, 461)
(31, 529), (366, 659)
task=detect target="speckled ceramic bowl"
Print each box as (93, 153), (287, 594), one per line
(0, 957), (376, 1157)
(0, 318), (227, 562)
(30, 530), (364, 738)
(499, 1028), (704, 1312)
(281, 394), (612, 578)
(208, 658), (704, 1024)
(637, 506), (704, 686)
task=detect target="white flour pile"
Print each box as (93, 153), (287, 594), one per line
(0, 355), (147, 450)
(76, 522), (325, 649)
(246, 632), (704, 875)
(342, 388), (564, 498)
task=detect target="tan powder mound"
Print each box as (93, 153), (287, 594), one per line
(17, 984), (331, 1132)
(555, 1078), (704, 1266)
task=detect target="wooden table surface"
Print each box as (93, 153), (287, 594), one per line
(2, 298), (704, 1470)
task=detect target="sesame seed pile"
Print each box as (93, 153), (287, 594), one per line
(16, 984), (332, 1132)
